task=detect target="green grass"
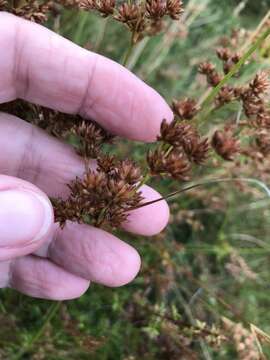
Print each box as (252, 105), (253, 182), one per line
(1, 0), (270, 359)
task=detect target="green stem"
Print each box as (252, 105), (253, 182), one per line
(199, 27), (270, 122)
(73, 12), (89, 45)
(136, 172), (151, 190)
(94, 17), (109, 52)
(122, 38), (135, 67)
(12, 302), (61, 360)
(125, 37), (150, 70)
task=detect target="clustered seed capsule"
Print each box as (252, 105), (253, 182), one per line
(53, 156), (143, 228)
(148, 119), (209, 180)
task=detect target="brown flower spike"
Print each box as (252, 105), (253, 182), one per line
(147, 148), (191, 180)
(172, 98), (198, 120)
(211, 129), (240, 161)
(53, 156), (144, 228)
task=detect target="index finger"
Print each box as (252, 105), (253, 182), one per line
(0, 12), (173, 141)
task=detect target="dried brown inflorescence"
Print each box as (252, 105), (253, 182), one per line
(80, 0), (184, 43)
(211, 128), (240, 161)
(147, 148), (191, 180)
(172, 98), (198, 120)
(69, 120), (114, 158)
(198, 39), (270, 163)
(198, 62), (222, 87)
(53, 156), (144, 228)
(0, 0), (54, 23)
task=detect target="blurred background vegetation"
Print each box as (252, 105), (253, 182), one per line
(1, 0), (270, 359)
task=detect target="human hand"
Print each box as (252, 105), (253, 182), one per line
(0, 12), (173, 300)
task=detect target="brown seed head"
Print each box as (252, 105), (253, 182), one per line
(147, 148), (190, 180)
(198, 62), (222, 87)
(12, 0), (53, 23)
(211, 129), (240, 161)
(158, 119), (197, 147)
(116, 159), (142, 185)
(198, 62), (216, 75)
(242, 94), (265, 118)
(96, 0), (115, 17)
(166, 0), (184, 20)
(249, 71), (269, 97)
(70, 120), (111, 158)
(183, 137), (209, 165)
(114, 3), (146, 36)
(146, 0), (166, 19)
(216, 47), (232, 61)
(215, 85), (235, 106)
(79, 0), (96, 10)
(97, 155), (116, 173)
(256, 110), (270, 128)
(172, 98), (198, 120)
(255, 131), (270, 156)
(53, 166), (144, 228)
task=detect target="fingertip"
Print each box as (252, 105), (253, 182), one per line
(109, 244), (141, 287)
(123, 185), (170, 236)
(0, 175), (54, 261)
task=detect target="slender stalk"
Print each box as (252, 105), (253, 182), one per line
(136, 172), (151, 190)
(126, 37), (150, 70)
(132, 177), (270, 210)
(94, 17), (109, 52)
(122, 37), (136, 67)
(74, 12), (89, 45)
(12, 302), (61, 360)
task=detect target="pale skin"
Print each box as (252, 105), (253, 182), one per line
(0, 12), (173, 300)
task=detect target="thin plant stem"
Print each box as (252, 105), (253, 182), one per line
(12, 302), (61, 360)
(132, 177), (270, 210)
(94, 17), (109, 52)
(73, 12), (89, 45)
(122, 38), (135, 67)
(136, 172), (151, 190)
(126, 37), (150, 70)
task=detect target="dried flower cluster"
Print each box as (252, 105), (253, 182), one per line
(172, 97), (198, 120)
(211, 127), (240, 161)
(147, 119), (209, 180)
(79, 0), (184, 42)
(53, 156), (143, 228)
(198, 35), (270, 163)
(212, 71), (270, 162)
(0, 0), (54, 23)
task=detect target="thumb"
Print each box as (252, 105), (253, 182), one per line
(0, 175), (54, 261)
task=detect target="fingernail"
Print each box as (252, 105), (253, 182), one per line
(0, 188), (53, 247)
